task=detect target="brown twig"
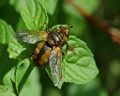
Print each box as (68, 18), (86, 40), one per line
(64, 0), (120, 44)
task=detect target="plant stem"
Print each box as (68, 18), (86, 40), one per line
(64, 0), (120, 44)
(18, 62), (35, 94)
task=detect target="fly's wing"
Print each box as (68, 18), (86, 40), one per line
(14, 30), (48, 44)
(49, 47), (62, 86)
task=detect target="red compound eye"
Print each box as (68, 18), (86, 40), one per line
(59, 26), (64, 29)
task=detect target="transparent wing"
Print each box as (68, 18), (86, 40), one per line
(14, 30), (48, 44)
(49, 47), (62, 86)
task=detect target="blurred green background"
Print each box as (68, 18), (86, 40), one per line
(0, 0), (120, 96)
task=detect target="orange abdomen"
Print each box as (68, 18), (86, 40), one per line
(34, 41), (52, 66)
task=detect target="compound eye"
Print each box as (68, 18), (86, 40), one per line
(64, 30), (69, 38)
(59, 26), (64, 29)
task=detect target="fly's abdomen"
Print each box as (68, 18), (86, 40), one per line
(34, 41), (52, 66)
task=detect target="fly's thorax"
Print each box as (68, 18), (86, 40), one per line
(48, 31), (64, 46)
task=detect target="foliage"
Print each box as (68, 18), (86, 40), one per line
(0, 85), (16, 96)
(0, 0), (120, 96)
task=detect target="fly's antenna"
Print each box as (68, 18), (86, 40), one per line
(44, 21), (49, 31)
(68, 24), (73, 29)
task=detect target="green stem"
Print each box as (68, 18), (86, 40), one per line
(18, 62), (35, 94)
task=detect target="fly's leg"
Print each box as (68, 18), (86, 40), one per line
(68, 44), (78, 55)
(44, 21), (49, 32)
(62, 53), (65, 56)
(20, 45), (37, 59)
(60, 77), (63, 80)
(20, 52), (34, 59)
(63, 41), (78, 55)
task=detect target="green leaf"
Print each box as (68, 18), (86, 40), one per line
(0, 85), (16, 96)
(67, 79), (108, 96)
(16, 17), (27, 30)
(63, 0), (100, 19)
(19, 0), (48, 30)
(3, 59), (29, 91)
(40, 0), (58, 15)
(62, 36), (99, 84)
(3, 60), (41, 96)
(0, 19), (16, 81)
(19, 68), (42, 96)
(0, 19), (14, 44)
(10, 79), (18, 96)
(7, 36), (26, 59)
(7, 20), (32, 59)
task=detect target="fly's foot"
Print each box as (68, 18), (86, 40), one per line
(60, 77), (63, 80)
(68, 45), (78, 55)
(43, 21), (49, 31)
(62, 52), (66, 56)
